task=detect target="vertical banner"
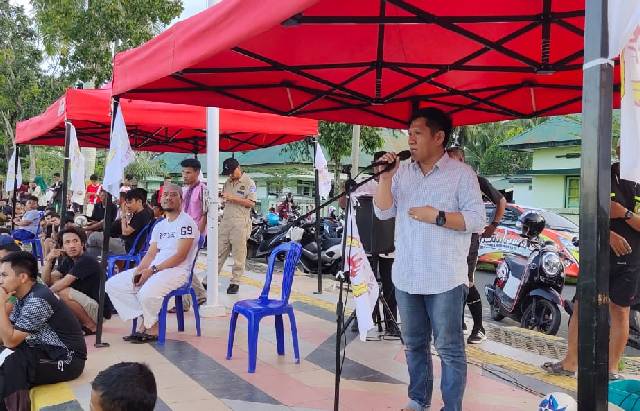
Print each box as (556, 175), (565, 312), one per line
(68, 124), (86, 194)
(103, 104), (135, 198)
(314, 143), (332, 199)
(344, 197), (379, 342)
(5, 148), (22, 192)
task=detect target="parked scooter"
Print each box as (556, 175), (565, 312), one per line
(485, 212), (573, 335)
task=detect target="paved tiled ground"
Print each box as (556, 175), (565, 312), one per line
(45, 259), (547, 410)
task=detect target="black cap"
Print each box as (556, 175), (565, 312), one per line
(222, 158), (240, 176)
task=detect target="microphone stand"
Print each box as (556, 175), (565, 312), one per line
(295, 161), (396, 411)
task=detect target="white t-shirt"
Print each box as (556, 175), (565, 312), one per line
(149, 212), (199, 272)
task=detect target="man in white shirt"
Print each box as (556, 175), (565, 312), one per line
(106, 184), (199, 343)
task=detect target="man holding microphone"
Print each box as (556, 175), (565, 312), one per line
(374, 108), (485, 411)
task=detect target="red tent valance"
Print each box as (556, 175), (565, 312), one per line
(112, 0), (620, 128)
(15, 88), (318, 152)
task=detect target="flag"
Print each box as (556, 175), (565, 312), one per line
(343, 197), (379, 342)
(5, 147), (22, 192)
(103, 104), (135, 198)
(314, 144), (332, 199)
(68, 124), (86, 194)
(609, 0), (640, 59)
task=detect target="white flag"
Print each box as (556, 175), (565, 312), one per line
(68, 124), (86, 193)
(5, 147), (22, 192)
(314, 144), (332, 199)
(619, 27), (640, 183)
(343, 197), (379, 342)
(609, 0), (640, 59)
(103, 105), (135, 198)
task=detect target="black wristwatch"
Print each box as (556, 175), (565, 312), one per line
(436, 210), (446, 226)
(151, 265), (159, 274)
(625, 210), (634, 221)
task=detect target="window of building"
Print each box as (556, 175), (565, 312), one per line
(565, 177), (580, 208)
(297, 180), (314, 197)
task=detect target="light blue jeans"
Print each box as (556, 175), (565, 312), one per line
(396, 284), (468, 411)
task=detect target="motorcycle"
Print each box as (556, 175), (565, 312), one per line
(485, 212), (572, 336)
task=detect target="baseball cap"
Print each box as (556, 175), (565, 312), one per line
(222, 158), (240, 176)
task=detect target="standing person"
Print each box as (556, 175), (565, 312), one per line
(29, 177), (48, 209)
(85, 174), (102, 217)
(180, 159), (207, 308)
(374, 108), (485, 411)
(543, 143), (640, 380)
(41, 226), (109, 336)
(0, 252), (86, 410)
(12, 196), (41, 241)
(105, 183), (199, 342)
(447, 146), (506, 344)
(49, 173), (63, 212)
(218, 158), (256, 294)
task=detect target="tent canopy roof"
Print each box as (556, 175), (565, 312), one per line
(15, 88), (318, 153)
(112, 0), (620, 128)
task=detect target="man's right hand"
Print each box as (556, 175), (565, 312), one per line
(45, 248), (63, 263)
(610, 231), (632, 257)
(378, 152), (400, 181)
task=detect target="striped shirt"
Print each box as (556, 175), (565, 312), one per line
(374, 153), (485, 295)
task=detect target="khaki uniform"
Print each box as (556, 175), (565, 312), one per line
(219, 173), (256, 284)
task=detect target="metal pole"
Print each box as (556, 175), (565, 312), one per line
(578, 0), (612, 408)
(10, 146), (19, 231)
(60, 122), (72, 225)
(351, 125), (361, 172)
(200, 107), (225, 317)
(313, 139), (322, 294)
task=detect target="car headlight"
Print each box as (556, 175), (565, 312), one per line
(541, 252), (562, 277)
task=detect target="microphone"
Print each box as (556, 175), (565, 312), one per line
(369, 150), (411, 168)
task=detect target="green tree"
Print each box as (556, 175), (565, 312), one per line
(282, 121), (384, 183)
(31, 0), (184, 85)
(124, 152), (166, 182)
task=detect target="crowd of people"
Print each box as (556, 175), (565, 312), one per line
(0, 108), (634, 411)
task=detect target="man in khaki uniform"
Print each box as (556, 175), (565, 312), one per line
(219, 158), (256, 294)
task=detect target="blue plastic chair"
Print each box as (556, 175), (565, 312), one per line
(14, 212), (45, 264)
(131, 236), (204, 345)
(226, 242), (303, 373)
(106, 218), (161, 278)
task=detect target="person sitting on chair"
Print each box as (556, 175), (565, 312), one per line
(11, 196), (41, 241)
(0, 252), (86, 410)
(41, 226), (110, 336)
(105, 183), (199, 343)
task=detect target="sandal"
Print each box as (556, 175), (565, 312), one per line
(130, 333), (158, 344)
(122, 332), (144, 342)
(609, 372), (625, 381)
(82, 326), (96, 336)
(541, 362), (575, 377)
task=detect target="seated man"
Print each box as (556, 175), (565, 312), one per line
(11, 196), (41, 241)
(42, 211), (60, 258)
(85, 191), (126, 258)
(106, 183), (198, 343)
(91, 362), (157, 411)
(42, 226), (109, 335)
(0, 252), (86, 410)
(110, 188), (154, 254)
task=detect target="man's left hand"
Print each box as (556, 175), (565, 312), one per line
(611, 201), (628, 219)
(408, 206), (438, 224)
(482, 224), (497, 238)
(221, 192), (234, 202)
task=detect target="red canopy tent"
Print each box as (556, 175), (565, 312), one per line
(112, 0), (619, 127)
(15, 88), (318, 152)
(111, 1), (621, 407)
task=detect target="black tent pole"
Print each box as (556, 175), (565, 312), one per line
(313, 139), (322, 294)
(60, 122), (71, 226)
(10, 145), (19, 231)
(95, 98), (120, 348)
(578, 0), (612, 408)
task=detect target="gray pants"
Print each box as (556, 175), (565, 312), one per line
(85, 231), (126, 258)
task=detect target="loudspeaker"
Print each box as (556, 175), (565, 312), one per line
(354, 195), (395, 254)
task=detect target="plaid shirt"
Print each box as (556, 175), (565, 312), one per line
(374, 153), (485, 295)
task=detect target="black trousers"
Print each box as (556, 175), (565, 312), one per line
(0, 344), (84, 411)
(369, 255), (398, 329)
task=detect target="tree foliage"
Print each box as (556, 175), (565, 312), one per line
(31, 0), (184, 85)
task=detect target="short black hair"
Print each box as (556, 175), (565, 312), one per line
(409, 107), (453, 148)
(60, 226), (87, 245)
(0, 251), (38, 281)
(53, 173), (60, 177)
(180, 158), (201, 171)
(125, 174), (133, 180)
(125, 188), (147, 204)
(90, 174), (98, 181)
(91, 362), (157, 411)
(0, 242), (21, 254)
(25, 195), (38, 203)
